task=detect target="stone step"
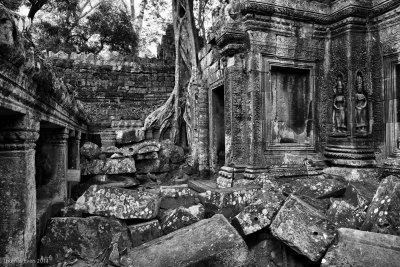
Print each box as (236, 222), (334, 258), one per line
(120, 214), (249, 267)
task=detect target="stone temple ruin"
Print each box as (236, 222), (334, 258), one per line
(1, 0), (400, 266)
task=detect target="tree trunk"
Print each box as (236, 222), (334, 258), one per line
(144, 0), (201, 143)
(135, 0), (148, 37)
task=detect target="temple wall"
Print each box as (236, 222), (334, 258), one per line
(47, 52), (175, 124)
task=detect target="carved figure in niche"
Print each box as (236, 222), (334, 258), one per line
(224, 0), (240, 21)
(355, 72), (368, 134)
(333, 75), (347, 133)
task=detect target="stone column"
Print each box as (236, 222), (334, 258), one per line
(0, 113), (39, 263)
(41, 128), (69, 201)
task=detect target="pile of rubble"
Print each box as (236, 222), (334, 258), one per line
(39, 163), (400, 266)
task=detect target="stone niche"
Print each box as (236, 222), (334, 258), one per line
(263, 61), (315, 164)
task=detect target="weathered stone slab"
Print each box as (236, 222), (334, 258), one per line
(321, 228), (400, 267)
(361, 175), (400, 236)
(116, 128), (146, 145)
(326, 200), (365, 229)
(248, 231), (317, 267)
(128, 220), (162, 248)
(344, 181), (378, 210)
(80, 141), (101, 159)
(270, 195), (336, 262)
(233, 189), (285, 235)
(40, 216), (131, 266)
(323, 167), (382, 183)
(75, 185), (160, 220)
(121, 140), (161, 157)
(160, 184), (198, 210)
(188, 179), (218, 192)
(81, 158), (136, 175)
(159, 140), (185, 164)
(281, 175), (347, 199)
(120, 214), (249, 267)
(134, 151), (158, 160)
(198, 185), (261, 220)
(135, 159), (170, 174)
(217, 176), (233, 188)
(101, 146), (122, 157)
(160, 204), (205, 234)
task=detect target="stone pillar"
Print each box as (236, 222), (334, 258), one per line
(0, 113), (39, 263)
(41, 128), (69, 201)
(68, 130), (81, 169)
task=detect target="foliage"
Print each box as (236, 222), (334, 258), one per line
(31, 0), (138, 54)
(137, 0), (172, 57)
(0, 0), (25, 11)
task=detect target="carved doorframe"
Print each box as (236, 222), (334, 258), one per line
(383, 55), (400, 156)
(261, 57), (316, 153)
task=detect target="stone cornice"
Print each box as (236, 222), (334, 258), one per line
(239, 0), (399, 25)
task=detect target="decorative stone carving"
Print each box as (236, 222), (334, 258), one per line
(354, 72), (368, 135)
(332, 75), (347, 134)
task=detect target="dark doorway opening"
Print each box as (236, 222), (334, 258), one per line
(212, 85), (225, 167)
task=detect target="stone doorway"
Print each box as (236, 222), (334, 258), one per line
(268, 66), (313, 147)
(211, 85), (225, 170)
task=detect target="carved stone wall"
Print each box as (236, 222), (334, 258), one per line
(47, 52), (175, 124)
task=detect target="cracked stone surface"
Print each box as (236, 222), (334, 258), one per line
(75, 185), (160, 220)
(270, 195), (336, 262)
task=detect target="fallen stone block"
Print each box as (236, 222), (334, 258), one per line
(270, 195), (336, 262)
(326, 200), (365, 229)
(217, 176), (233, 188)
(323, 167), (382, 183)
(198, 185), (261, 220)
(135, 159), (170, 174)
(159, 140), (185, 164)
(232, 189), (285, 235)
(128, 220), (162, 248)
(160, 204), (205, 234)
(248, 231), (317, 267)
(116, 128), (145, 145)
(40, 216), (131, 266)
(344, 181), (378, 211)
(321, 228), (400, 267)
(120, 214), (249, 267)
(134, 151), (158, 160)
(121, 140), (161, 157)
(188, 179), (218, 193)
(361, 175), (400, 236)
(160, 184), (198, 210)
(281, 175), (347, 199)
(75, 185), (160, 220)
(101, 146), (122, 157)
(80, 141), (101, 159)
(81, 158), (136, 175)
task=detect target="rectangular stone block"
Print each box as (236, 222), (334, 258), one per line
(198, 186), (261, 220)
(75, 185), (160, 219)
(232, 189), (285, 235)
(361, 175), (400, 236)
(116, 128), (145, 145)
(326, 200), (365, 229)
(40, 216), (131, 266)
(270, 195), (336, 262)
(81, 158), (136, 175)
(160, 204), (205, 234)
(159, 184), (198, 210)
(321, 228), (400, 267)
(188, 179), (218, 193)
(128, 220), (162, 248)
(120, 214), (249, 267)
